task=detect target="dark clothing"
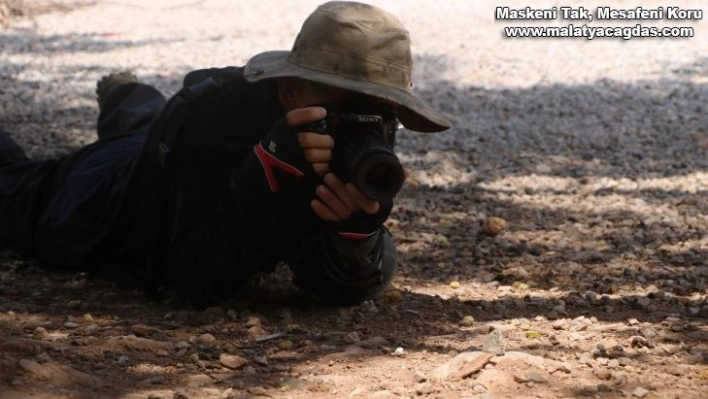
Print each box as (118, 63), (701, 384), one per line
(0, 83), (165, 267)
(1, 68), (313, 294)
(0, 67), (395, 307)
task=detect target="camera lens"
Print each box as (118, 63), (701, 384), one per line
(354, 152), (404, 202)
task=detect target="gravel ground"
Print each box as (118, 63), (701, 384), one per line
(1, 1), (707, 398)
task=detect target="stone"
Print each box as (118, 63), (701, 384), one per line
(131, 324), (161, 337)
(632, 386), (649, 398)
(344, 331), (360, 344)
(197, 333), (216, 344)
(475, 369), (514, 390)
(219, 353), (248, 370)
(513, 371), (547, 383)
(482, 216), (506, 236)
(429, 351), (492, 381)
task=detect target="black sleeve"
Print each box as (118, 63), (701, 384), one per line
(161, 75), (322, 308)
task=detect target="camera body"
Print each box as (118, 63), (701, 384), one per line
(304, 100), (404, 202)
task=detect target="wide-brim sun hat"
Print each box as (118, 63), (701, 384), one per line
(244, 1), (451, 133)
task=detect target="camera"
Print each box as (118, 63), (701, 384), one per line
(304, 100), (404, 202)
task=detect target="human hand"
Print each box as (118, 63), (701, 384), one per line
(286, 107), (332, 176)
(311, 169), (411, 222)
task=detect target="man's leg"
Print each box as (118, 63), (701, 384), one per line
(0, 128), (29, 167)
(95, 72), (166, 140)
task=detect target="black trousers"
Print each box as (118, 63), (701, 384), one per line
(0, 83), (166, 267)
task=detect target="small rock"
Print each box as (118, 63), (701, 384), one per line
(173, 389), (190, 399)
(219, 353), (248, 370)
(547, 362), (572, 374)
(584, 291), (598, 302)
(247, 326), (267, 338)
(629, 336), (654, 349)
(384, 290), (404, 303)
(593, 369), (612, 380)
(627, 318), (639, 326)
(611, 371), (627, 387)
(131, 324), (161, 337)
(415, 382), (434, 396)
(197, 333), (216, 344)
(393, 347), (405, 357)
(551, 319), (567, 330)
(25, 316), (51, 329)
(578, 354), (593, 365)
(413, 371), (427, 383)
(513, 372), (547, 383)
(607, 359), (619, 368)
(476, 368), (514, 389)
(33, 326), (48, 339)
(459, 315), (475, 326)
(344, 331), (360, 344)
(63, 322), (80, 329)
(632, 386), (649, 398)
(482, 216), (506, 236)
(245, 317), (261, 328)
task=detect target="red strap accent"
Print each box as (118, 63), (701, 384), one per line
(338, 231), (376, 240)
(253, 142), (304, 193)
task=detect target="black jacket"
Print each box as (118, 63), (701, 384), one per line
(117, 67), (324, 303)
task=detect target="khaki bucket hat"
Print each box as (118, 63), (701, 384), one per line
(244, 1), (451, 133)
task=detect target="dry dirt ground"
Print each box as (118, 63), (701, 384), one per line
(1, 1), (707, 398)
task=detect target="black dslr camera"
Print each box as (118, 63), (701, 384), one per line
(304, 100), (405, 202)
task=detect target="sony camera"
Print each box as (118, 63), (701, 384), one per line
(304, 100), (405, 202)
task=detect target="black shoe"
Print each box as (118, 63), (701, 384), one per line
(95, 72), (139, 111)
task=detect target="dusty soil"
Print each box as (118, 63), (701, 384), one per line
(1, 1), (707, 398)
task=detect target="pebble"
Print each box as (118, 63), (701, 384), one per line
(197, 333), (216, 344)
(413, 371), (427, 383)
(482, 216), (506, 236)
(219, 353), (248, 369)
(173, 389), (190, 399)
(245, 317), (261, 328)
(632, 386), (649, 398)
(63, 321), (79, 329)
(513, 372), (547, 384)
(344, 331), (360, 344)
(247, 326), (267, 338)
(551, 319), (567, 330)
(578, 354), (593, 365)
(131, 324), (161, 337)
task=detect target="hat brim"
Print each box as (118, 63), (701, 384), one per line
(245, 51), (451, 133)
